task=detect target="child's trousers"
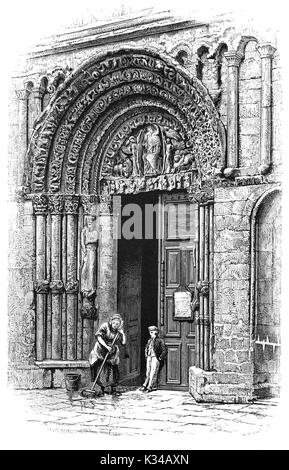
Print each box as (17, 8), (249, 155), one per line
(143, 356), (160, 390)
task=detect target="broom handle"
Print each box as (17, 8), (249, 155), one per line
(91, 332), (119, 391)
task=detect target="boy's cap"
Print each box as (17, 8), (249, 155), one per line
(148, 326), (159, 332)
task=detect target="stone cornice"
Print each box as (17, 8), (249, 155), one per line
(26, 18), (208, 59)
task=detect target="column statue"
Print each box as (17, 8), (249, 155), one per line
(80, 214), (98, 319)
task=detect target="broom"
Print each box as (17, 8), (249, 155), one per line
(81, 332), (119, 398)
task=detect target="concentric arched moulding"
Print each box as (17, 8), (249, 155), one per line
(25, 47), (226, 196)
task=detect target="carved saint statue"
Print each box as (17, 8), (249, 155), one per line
(80, 215), (98, 318)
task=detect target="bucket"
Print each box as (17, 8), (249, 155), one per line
(65, 373), (81, 391)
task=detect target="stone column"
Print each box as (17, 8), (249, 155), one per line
(98, 194), (120, 325)
(257, 43), (276, 174)
(48, 195), (64, 360)
(64, 195), (79, 360)
(203, 203), (210, 371)
(208, 202), (214, 368)
(198, 204), (205, 370)
(28, 86), (45, 141)
(15, 88), (29, 188)
(198, 202), (211, 370)
(33, 194), (49, 361)
(224, 51), (242, 176)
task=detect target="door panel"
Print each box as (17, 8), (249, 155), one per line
(159, 193), (198, 390)
(118, 240), (142, 381)
(166, 344), (181, 384)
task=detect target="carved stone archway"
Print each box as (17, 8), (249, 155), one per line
(25, 48), (225, 368)
(25, 48), (226, 196)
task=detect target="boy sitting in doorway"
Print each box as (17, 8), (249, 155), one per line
(139, 326), (167, 393)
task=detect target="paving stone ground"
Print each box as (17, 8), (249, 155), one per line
(11, 386), (280, 439)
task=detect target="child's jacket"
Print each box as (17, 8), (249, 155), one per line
(145, 337), (168, 361)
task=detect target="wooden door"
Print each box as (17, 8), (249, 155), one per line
(117, 239), (142, 383)
(158, 193), (198, 390)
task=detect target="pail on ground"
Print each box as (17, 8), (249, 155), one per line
(65, 373), (81, 391)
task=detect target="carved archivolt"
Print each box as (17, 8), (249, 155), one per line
(26, 48), (226, 197)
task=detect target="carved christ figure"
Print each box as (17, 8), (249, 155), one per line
(142, 125), (162, 174)
(81, 215), (98, 316)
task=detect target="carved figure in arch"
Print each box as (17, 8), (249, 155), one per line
(172, 148), (196, 173)
(113, 142), (133, 178)
(80, 215), (98, 319)
(141, 124), (162, 175)
(163, 138), (174, 173)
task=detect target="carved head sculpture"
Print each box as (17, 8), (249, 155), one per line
(85, 215), (97, 229)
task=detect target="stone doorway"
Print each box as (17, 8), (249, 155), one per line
(117, 192), (159, 386)
(116, 190), (202, 391)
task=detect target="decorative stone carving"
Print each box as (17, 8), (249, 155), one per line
(80, 214), (98, 320)
(64, 195), (80, 214)
(81, 195), (98, 215)
(47, 66), (73, 95)
(34, 279), (50, 294)
(98, 189), (113, 215)
(26, 49), (225, 195)
(32, 194), (48, 214)
(108, 124), (197, 180)
(102, 171), (196, 196)
(48, 194), (64, 214)
(49, 279), (64, 293)
(187, 179), (215, 204)
(65, 280), (79, 294)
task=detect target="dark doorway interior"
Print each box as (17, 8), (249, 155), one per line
(117, 192), (159, 385)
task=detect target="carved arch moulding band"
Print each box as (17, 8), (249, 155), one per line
(24, 48), (226, 197)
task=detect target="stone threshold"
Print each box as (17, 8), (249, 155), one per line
(35, 360), (90, 369)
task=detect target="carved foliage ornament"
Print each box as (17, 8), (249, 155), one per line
(26, 50), (225, 195)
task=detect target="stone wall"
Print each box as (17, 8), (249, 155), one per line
(189, 183), (281, 403)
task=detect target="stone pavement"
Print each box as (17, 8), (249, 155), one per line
(12, 386), (280, 439)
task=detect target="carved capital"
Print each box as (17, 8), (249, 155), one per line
(223, 167), (238, 179)
(64, 195), (80, 214)
(15, 89), (29, 100)
(65, 280), (79, 294)
(98, 191), (113, 215)
(187, 182), (214, 204)
(224, 51), (243, 67)
(81, 195), (98, 215)
(33, 194), (48, 215)
(34, 279), (50, 294)
(49, 279), (64, 293)
(257, 43), (276, 59)
(199, 281), (209, 297)
(48, 194), (64, 214)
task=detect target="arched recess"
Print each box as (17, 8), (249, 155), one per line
(250, 188), (282, 397)
(25, 47), (226, 196)
(25, 48), (226, 370)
